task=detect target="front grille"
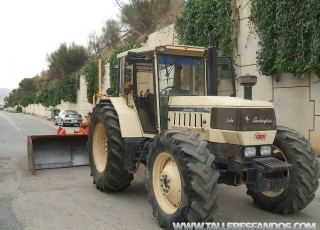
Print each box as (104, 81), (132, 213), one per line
(211, 107), (277, 131)
(173, 112), (203, 128)
(253, 157), (292, 173)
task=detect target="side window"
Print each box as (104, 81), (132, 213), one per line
(118, 57), (126, 95)
(133, 56), (158, 133)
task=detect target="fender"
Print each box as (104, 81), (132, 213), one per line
(109, 97), (144, 137)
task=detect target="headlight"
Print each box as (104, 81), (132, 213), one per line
(244, 147), (256, 157)
(260, 146), (272, 156)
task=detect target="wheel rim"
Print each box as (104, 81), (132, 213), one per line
(262, 145), (289, 197)
(93, 122), (107, 173)
(153, 152), (182, 214)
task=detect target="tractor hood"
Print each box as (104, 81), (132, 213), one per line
(166, 96), (277, 145)
(167, 96), (274, 108)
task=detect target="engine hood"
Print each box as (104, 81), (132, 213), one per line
(167, 96), (274, 108)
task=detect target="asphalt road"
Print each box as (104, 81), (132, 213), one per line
(0, 110), (319, 230)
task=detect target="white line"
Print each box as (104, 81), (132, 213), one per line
(0, 113), (27, 136)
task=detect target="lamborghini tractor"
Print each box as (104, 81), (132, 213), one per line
(28, 28), (319, 229)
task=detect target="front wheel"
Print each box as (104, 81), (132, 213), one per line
(88, 102), (133, 192)
(146, 130), (219, 229)
(247, 126), (319, 214)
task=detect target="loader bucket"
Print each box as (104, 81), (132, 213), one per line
(27, 134), (89, 174)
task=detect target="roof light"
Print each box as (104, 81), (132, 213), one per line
(156, 46), (166, 53)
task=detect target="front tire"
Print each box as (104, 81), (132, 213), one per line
(247, 126), (319, 214)
(146, 130), (219, 229)
(88, 102), (133, 191)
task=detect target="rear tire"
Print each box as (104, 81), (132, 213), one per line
(88, 102), (133, 192)
(247, 126), (319, 214)
(146, 130), (219, 229)
(54, 119), (57, 126)
(61, 120), (65, 127)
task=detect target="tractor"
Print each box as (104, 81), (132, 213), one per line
(86, 29), (319, 229)
(27, 28), (319, 229)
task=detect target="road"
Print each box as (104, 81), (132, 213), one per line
(0, 110), (319, 230)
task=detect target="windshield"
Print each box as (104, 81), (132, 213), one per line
(157, 54), (206, 96)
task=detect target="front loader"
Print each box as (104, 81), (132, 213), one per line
(28, 124), (89, 174)
(87, 27), (319, 229)
(27, 59), (101, 174)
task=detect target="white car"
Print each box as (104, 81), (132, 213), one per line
(54, 110), (83, 127)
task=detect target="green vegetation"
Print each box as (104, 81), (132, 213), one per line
(176, 0), (238, 56)
(250, 0), (320, 78)
(15, 106), (22, 113)
(83, 60), (104, 103)
(37, 73), (79, 107)
(46, 42), (88, 80)
(6, 0), (318, 109)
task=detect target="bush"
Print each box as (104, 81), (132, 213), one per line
(15, 106), (22, 113)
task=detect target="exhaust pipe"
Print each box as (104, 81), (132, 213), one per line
(239, 75), (257, 100)
(207, 25), (218, 96)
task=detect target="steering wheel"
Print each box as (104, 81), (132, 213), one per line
(163, 86), (176, 91)
(161, 86), (176, 95)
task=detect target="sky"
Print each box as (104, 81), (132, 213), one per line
(0, 0), (122, 90)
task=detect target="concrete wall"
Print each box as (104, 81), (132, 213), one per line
(8, 65), (110, 120)
(236, 0), (320, 153)
(6, 19), (320, 152)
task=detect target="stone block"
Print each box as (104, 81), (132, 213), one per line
(310, 73), (320, 115)
(310, 116), (320, 154)
(274, 73), (309, 88)
(273, 87), (313, 139)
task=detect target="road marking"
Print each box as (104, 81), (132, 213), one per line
(0, 113), (27, 136)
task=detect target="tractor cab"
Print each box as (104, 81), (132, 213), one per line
(116, 45), (235, 134)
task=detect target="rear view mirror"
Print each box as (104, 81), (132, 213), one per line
(126, 52), (137, 65)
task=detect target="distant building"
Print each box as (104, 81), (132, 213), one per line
(0, 98), (4, 108)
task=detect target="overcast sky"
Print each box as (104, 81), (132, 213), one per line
(0, 0), (121, 90)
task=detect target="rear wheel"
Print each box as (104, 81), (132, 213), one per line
(88, 102), (133, 191)
(146, 130), (219, 229)
(54, 119), (57, 126)
(247, 126), (319, 214)
(61, 120), (65, 127)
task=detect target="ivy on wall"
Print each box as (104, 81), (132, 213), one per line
(108, 40), (141, 94)
(37, 73), (79, 107)
(250, 0), (320, 78)
(176, 0), (239, 56)
(83, 60), (103, 103)
(20, 92), (37, 107)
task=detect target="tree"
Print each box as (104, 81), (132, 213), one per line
(116, 0), (184, 39)
(46, 43), (88, 80)
(87, 32), (104, 58)
(101, 19), (121, 48)
(87, 20), (122, 58)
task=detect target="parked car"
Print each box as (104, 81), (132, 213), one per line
(54, 110), (83, 127)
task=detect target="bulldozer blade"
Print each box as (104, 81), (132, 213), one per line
(28, 135), (88, 174)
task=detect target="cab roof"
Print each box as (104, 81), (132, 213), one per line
(117, 44), (206, 58)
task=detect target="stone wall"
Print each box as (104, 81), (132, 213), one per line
(236, 0), (320, 153)
(6, 16), (320, 152)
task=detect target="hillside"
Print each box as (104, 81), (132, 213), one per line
(0, 88), (11, 100)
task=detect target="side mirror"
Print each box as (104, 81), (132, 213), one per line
(221, 63), (229, 71)
(126, 52), (137, 65)
(106, 88), (114, 96)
